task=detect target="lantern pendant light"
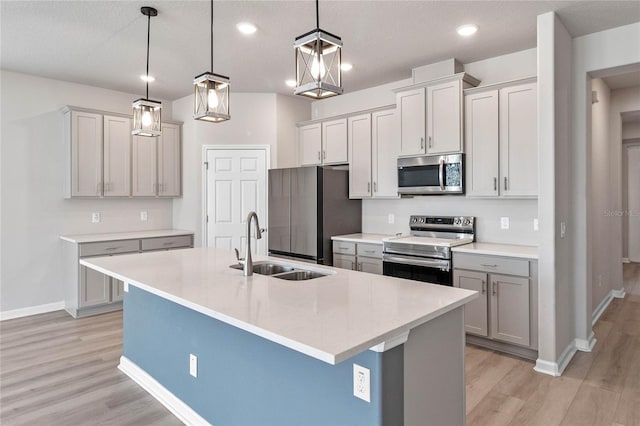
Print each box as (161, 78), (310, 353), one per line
(193, 0), (230, 122)
(293, 0), (343, 98)
(132, 6), (162, 137)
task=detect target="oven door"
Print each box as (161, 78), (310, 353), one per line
(382, 253), (452, 286)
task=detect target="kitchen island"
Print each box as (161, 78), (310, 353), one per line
(81, 247), (477, 426)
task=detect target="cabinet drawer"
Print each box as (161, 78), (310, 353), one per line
(141, 235), (193, 251)
(453, 253), (529, 277)
(333, 241), (356, 256)
(356, 243), (383, 259)
(79, 240), (140, 257)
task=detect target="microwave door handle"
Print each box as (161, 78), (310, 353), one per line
(438, 158), (445, 190)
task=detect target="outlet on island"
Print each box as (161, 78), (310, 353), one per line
(353, 364), (370, 402)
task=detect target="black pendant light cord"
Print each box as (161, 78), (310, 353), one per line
(315, 0), (319, 29)
(146, 12), (151, 99)
(210, 0), (214, 72)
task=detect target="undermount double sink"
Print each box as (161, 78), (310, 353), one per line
(230, 261), (330, 281)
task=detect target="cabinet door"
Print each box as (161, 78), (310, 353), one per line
(299, 123), (322, 166)
(427, 79), (462, 154)
(499, 83), (537, 197)
(111, 279), (125, 302)
(358, 257), (383, 275)
(103, 115), (131, 197)
(132, 135), (157, 196)
(348, 114), (372, 198)
(453, 270), (488, 336)
(465, 90), (499, 197)
(397, 88), (426, 156)
(489, 274), (530, 346)
(333, 253), (356, 270)
(71, 111), (103, 196)
(79, 265), (110, 308)
(322, 118), (348, 164)
(372, 109), (399, 198)
(157, 123), (181, 197)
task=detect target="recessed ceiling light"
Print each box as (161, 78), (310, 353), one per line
(285, 79), (297, 88)
(340, 63), (353, 72)
(457, 24), (478, 37)
(140, 75), (155, 82)
(237, 22), (257, 35)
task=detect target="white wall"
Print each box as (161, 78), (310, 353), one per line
(276, 95), (312, 168)
(171, 92), (310, 248)
(590, 78), (613, 313)
(571, 22), (640, 352)
(0, 71), (174, 313)
(463, 48), (537, 86)
(622, 121), (640, 139)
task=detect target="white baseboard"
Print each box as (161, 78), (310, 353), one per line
(534, 341), (578, 377)
(118, 356), (211, 426)
(622, 258), (630, 263)
(592, 293), (613, 325)
(0, 301), (65, 321)
(612, 288), (626, 298)
(575, 332), (597, 352)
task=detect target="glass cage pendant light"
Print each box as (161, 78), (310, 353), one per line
(132, 6), (162, 137)
(293, 0), (343, 98)
(193, 0), (230, 122)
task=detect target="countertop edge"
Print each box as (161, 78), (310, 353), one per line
(60, 229), (195, 244)
(451, 243), (539, 260)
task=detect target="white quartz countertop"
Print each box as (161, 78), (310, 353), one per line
(60, 229), (194, 244)
(331, 233), (396, 245)
(81, 247), (477, 365)
(452, 242), (539, 259)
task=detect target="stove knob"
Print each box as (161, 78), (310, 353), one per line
(463, 218), (471, 226)
(420, 218), (425, 224)
(454, 218), (460, 225)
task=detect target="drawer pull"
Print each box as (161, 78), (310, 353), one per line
(339, 247), (350, 251)
(364, 250), (375, 254)
(105, 247), (120, 251)
(163, 242), (175, 246)
(351, 261), (356, 270)
(481, 264), (498, 268)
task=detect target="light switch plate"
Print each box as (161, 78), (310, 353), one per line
(533, 218), (539, 231)
(353, 364), (370, 402)
(500, 217), (510, 230)
(560, 222), (566, 238)
(189, 354), (198, 378)
(92, 212), (101, 223)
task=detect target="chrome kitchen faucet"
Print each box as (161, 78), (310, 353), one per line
(234, 211), (265, 276)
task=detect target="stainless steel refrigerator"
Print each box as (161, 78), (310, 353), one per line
(268, 166), (362, 265)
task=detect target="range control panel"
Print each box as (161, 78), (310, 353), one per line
(409, 216), (475, 232)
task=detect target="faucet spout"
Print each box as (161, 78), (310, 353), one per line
(242, 211), (262, 276)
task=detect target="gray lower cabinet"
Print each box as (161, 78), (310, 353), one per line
(332, 241), (383, 275)
(63, 234), (193, 318)
(453, 252), (538, 356)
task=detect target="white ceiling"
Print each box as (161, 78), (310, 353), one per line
(2, 1), (639, 101)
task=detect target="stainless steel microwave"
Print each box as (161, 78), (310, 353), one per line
(397, 154), (464, 195)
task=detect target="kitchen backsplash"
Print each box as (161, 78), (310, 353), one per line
(362, 197), (539, 245)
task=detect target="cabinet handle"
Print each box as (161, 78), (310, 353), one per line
(323, 151), (326, 160)
(317, 151), (321, 161)
(481, 280), (486, 294)
(373, 182), (377, 193)
(367, 182), (371, 193)
(428, 136), (432, 148)
(105, 247), (121, 251)
(357, 262), (362, 271)
(420, 137), (425, 150)
(364, 250), (375, 254)
(492, 281), (497, 296)
(494, 177), (497, 191)
(351, 261), (356, 270)
(339, 247), (349, 251)
(481, 264), (498, 268)
(162, 242), (175, 246)
(504, 177), (508, 191)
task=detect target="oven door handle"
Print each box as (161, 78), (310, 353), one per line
(383, 254), (450, 271)
(438, 157), (445, 191)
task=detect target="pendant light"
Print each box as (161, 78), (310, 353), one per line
(293, 0), (343, 98)
(132, 6), (162, 137)
(193, 0), (230, 122)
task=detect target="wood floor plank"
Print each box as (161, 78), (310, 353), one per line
(467, 389), (525, 426)
(507, 376), (582, 426)
(560, 383), (621, 425)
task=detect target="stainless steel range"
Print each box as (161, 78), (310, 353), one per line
(383, 215), (475, 286)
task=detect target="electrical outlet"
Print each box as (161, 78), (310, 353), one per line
(189, 354), (198, 378)
(140, 211), (148, 221)
(353, 364), (370, 402)
(533, 218), (539, 231)
(92, 212), (101, 223)
(388, 214), (395, 224)
(500, 217), (510, 230)
(560, 222), (566, 238)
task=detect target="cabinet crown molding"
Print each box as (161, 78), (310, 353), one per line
(297, 104), (395, 127)
(463, 76), (537, 95)
(393, 72), (480, 93)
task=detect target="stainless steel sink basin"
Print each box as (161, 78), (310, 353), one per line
(230, 261), (329, 280)
(272, 270), (328, 281)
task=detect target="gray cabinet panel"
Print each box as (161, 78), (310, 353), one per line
(359, 258), (383, 275)
(333, 253), (356, 270)
(454, 269), (488, 337)
(79, 265), (110, 308)
(490, 274), (530, 346)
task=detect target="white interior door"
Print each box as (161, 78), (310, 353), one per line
(629, 146), (640, 262)
(205, 147), (268, 256)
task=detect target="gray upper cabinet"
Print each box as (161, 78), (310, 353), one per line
(63, 106), (181, 198)
(465, 79), (537, 198)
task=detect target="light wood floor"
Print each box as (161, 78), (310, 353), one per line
(1, 263), (638, 425)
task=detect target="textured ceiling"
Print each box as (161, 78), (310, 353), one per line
(2, 1), (639, 100)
